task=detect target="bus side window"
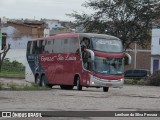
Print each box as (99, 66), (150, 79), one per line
(32, 41), (37, 54)
(39, 40), (44, 54)
(62, 39), (69, 53)
(71, 37), (79, 53)
(44, 40), (53, 53)
(27, 41), (32, 55)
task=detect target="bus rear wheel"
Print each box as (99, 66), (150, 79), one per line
(41, 75), (47, 87)
(77, 77), (82, 90)
(103, 87), (109, 92)
(35, 75), (41, 86)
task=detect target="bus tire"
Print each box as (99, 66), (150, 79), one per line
(35, 75), (41, 86)
(103, 87), (109, 92)
(41, 75), (47, 87)
(48, 84), (53, 88)
(77, 77), (82, 90)
(60, 85), (65, 89)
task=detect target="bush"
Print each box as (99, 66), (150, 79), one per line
(124, 79), (138, 85)
(0, 82), (3, 90)
(148, 70), (160, 86)
(1, 58), (25, 72)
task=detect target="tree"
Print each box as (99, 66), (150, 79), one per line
(68, 0), (160, 49)
(0, 44), (10, 72)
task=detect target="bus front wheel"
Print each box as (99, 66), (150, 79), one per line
(103, 87), (109, 92)
(41, 75), (47, 87)
(77, 77), (82, 90)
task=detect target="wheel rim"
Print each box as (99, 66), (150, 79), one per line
(36, 76), (40, 86)
(41, 76), (46, 87)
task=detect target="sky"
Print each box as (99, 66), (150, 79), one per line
(0, 0), (93, 21)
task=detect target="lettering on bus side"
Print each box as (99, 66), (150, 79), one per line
(41, 54), (76, 62)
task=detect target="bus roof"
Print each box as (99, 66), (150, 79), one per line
(30, 33), (120, 41)
(79, 33), (120, 40)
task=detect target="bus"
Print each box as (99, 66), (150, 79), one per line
(25, 33), (131, 92)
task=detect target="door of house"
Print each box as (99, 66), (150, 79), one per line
(153, 59), (159, 72)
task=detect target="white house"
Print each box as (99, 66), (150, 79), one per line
(151, 27), (160, 73)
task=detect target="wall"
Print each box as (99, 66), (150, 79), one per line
(5, 49), (26, 65)
(151, 28), (160, 73)
(125, 43), (151, 71)
(151, 28), (160, 55)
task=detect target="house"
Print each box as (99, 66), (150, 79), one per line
(125, 43), (151, 71)
(0, 18), (47, 64)
(151, 21), (160, 73)
(43, 19), (75, 36)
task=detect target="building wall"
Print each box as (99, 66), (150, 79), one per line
(125, 43), (151, 71)
(1, 20), (45, 64)
(151, 28), (160, 73)
(1, 26), (32, 49)
(151, 28), (160, 55)
(7, 22), (32, 35)
(5, 49), (26, 65)
(45, 20), (62, 30)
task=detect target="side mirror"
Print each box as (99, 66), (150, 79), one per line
(124, 53), (131, 65)
(81, 45), (86, 52)
(76, 49), (80, 55)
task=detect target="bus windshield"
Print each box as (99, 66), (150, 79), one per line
(93, 56), (124, 75)
(92, 38), (123, 53)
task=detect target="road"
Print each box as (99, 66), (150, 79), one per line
(0, 79), (160, 120)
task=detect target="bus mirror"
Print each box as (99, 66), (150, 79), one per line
(124, 53), (131, 65)
(85, 49), (95, 61)
(81, 45), (86, 51)
(76, 49), (80, 55)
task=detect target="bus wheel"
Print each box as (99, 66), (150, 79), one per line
(60, 85), (65, 89)
(103, 87), (109, 92)
(35, 75), (41, 86)
(77, 77), (82, 90)
(48, 84), (53, 88)
(41, 75), (47, 87)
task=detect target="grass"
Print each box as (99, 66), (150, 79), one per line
(124, 78), (147, 85)
(0, 71), (25, 78)
(0, 82), (3, 89)
(0, 83), (51, 91)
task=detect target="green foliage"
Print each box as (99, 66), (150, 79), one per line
(0, 83), (50, 91)
(1, 58), (25, 72)
(137, 79), (146, 85)
(124, 79), (138, 85)
(0, 82), (3, 90)
(68, 0), (160, 49)
(0, 58), (25, 77)
(124, 78), (147, 85)
(148, 70), (160, 86)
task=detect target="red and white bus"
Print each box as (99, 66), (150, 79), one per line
(25, 33), (131, 92)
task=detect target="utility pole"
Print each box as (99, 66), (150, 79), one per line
(134, 42), (137, 69)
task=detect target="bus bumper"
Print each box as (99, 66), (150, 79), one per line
(89, 75), (124, 88)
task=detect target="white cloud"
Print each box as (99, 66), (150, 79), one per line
(0, 0), (93, 21)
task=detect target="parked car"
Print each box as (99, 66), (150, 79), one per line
(124, 69), (150, 79)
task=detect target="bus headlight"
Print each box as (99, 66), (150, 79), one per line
(91, 82), (95, 85)
(120, 78), (124, 81)
(120, 78), (124, 83)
